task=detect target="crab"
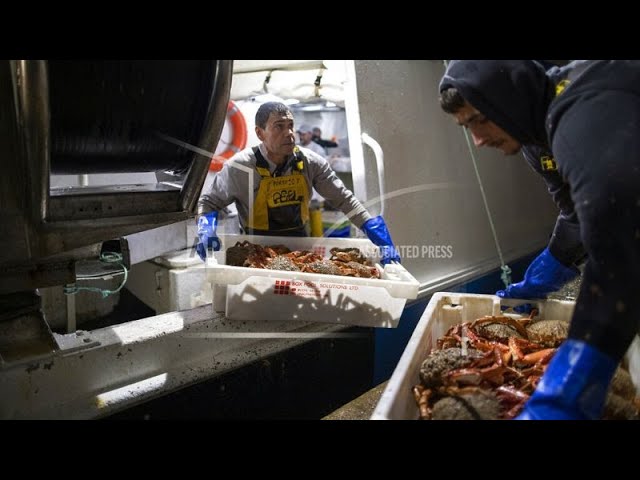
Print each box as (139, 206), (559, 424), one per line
(415, 312), (570, 419)
(431, 387), (502, 420)
(525, 319), (569, 347)
(494, 385), (530, 419)
(226, 240), (257, 266)
(265, 255), (301, 272)
(603, 392), (640, 420)
(443, 347), (522, 388)
(419, 348), (484, 388)
(507, 336), (555, 367)
(470, 315), (529, 343)
(234, 241), (380, 279)
(438, 321), (513, 365)
(413, 384), (502, 420)
(302, 260), (344, 276)
(413, 384), (433, 419)
(330, 247), (370, 264)
(335, 261), (380, 278)
(284, 250), (323, 264)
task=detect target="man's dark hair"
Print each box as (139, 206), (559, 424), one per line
(255, 102), (292, 129)
(439, 87), (466, 114)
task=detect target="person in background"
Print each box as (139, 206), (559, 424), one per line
(296, 124), (327, 157)
(439, 60), (640, 420)
(196, 101), (401, 266)
(312, 126), (339, 153)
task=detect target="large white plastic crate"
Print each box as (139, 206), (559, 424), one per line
(205, 234), (419, 328)
(371, 292), (578, 419)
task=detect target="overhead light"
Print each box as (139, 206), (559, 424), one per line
(284, 98), (300, 105)
(249, 93), (285, 103)
(288, 99), (344, 112)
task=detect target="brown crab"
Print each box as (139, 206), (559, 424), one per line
(330, 247), (370, 264)
(470, 315), (528, 343)
(525, 319), (569, 347)
(431, 387), (502, 420)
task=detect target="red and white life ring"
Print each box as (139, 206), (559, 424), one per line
(210, 100), (248, 172)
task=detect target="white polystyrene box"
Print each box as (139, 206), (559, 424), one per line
(370, 292), (578, 419)
(205, 234), (419, 328)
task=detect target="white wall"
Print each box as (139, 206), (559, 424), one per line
(350, 60), (559, 293)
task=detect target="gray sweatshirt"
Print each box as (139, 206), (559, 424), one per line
(197, 144), (372, 230)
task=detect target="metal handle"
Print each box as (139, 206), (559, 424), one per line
(361, 132), (385, 217)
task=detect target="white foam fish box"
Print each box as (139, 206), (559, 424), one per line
(205, 234), (419, 328)
(371, 292), (577, 419)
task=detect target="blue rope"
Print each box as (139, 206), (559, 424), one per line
(63, 252), (128, 298)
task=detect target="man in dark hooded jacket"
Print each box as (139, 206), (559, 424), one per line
(439, 60), (640, 420)
(495, 64), (586, 303)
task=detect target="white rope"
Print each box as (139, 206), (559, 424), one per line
(443, 60), (511, 287)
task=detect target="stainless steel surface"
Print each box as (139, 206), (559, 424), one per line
(0, 312), (57, 364)
(0, 258), (76, 294)
(0, 291), (57, 365)
(233, 60), (325, 74)
(0, 304), (357, 419)
(180, 59), (233, 215)
(0, 60), (233, 291)
(0, 62), (29, 263)
(124, 221), (189, 265)
(65, 288), (76, 333)
(349, 60), (558, 295)
(48, 185), (181, 222)
(14, 61), (50, 225)
(361, 132), (385, 217)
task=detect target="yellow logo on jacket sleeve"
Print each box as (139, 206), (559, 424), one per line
(555, 80), (570, 96)
(540, 155), (558, 171)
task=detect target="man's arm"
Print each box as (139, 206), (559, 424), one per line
(522, 146), (585, 265)
(497, 147), (583, 303)
(314, 137), (338, 149)
(306, 151), (371, 228)
(306, 149), (400, 264)
(195, 161), (241, 260)
(196, 160), (239, 216)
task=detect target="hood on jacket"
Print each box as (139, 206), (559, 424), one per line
(439, 60), (554, 147)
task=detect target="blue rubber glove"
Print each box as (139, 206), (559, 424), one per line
(496, 248), (578, 311)
(196, 211), (221, 261)
(516, 339), (617, 420)
(362, 215), (401, 265)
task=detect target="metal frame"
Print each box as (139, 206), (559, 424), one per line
(0, 305), (354, 419)
(0, 60), (233, 288)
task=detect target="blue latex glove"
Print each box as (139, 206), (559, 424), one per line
(362, 215), (401, 265)
(516, 339), (617, 420)
(196, 211), (221, 261)
(496, 248), (579, 312)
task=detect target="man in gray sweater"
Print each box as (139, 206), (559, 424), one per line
(196, 101), (400, 265)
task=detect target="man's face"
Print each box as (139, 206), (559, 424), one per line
(256, 111), (296, 157)
(452, 102), (521, 155)
(298, 131), (313, 145)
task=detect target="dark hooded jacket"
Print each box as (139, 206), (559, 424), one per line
(439, 60), (584, 266)
(439, 60), (554, 147)
(440, 60), (640, 359)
